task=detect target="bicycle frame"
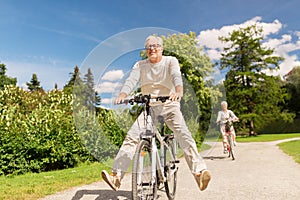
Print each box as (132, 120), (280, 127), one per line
(139, 97), (173, 185)
(224, 121), (235, 160)
(130, 94), (179, 200)
(225, 127), (234, 145)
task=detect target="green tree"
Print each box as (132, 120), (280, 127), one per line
(84, 68), (101, 110)
(285, 66), (300, 117)
(26, 73), (43, 92)
(84, 68), (95, 110)
(0, 63), (17, 89)
(64, 66), (83, 95)
(219, 25), (292, 135)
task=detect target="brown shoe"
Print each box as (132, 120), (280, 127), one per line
(101, 170), (121, 191)
(195, 170), (211, 191)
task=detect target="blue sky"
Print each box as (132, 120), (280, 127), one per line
(1, 0), (300, 101)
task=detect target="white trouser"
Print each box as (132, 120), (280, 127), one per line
(112, 101), (207, 180)
(220, 125), (236, 146)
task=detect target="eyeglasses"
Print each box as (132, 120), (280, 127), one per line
(145, 44), (162, 50)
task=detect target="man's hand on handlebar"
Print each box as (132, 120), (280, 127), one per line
(169, 92), (182, 102)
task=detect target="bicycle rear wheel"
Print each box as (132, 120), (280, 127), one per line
(227, 135), (235, 160)
(132, 139), (158, 200)
(164, 137), (178, 200)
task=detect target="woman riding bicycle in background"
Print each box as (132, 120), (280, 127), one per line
(216, 101), (239, 154)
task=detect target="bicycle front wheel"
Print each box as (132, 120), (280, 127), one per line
(132, 139), (158, 200)
(164, 138), (178, 200)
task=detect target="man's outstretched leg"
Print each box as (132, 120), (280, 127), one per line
(194, 170), (211, 191)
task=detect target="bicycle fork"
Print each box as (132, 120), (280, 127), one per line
(151, 137), (166, 185)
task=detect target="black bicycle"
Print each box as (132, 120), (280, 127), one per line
(123, 94), (179, 200)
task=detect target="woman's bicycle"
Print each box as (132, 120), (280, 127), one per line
(123, 94), (179, 200)
(224, 119), (235, 160)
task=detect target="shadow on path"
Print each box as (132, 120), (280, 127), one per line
(203, 156), (227, 160)
(71, 189), (132, 200)
(71, 189), (166, 200)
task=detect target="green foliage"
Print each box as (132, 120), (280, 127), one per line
(257, 118), (300, 134)
(84, 68), (101, 109)
(0, 63), (17, 89)
(219, 25), (293, 135)
(0, 85), (93, 175)
(70, 66), (101, 111)
(63, 66), (82, 95)
(74, 108), (118, 162)
(26, 73), (43, 92)
(284, 66), (300, 117)
(71, 67), (122, 161)
(97, 108), (127, 148)
(161, 32), (213, 77)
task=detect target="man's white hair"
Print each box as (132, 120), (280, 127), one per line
(144, 35), (163, 48)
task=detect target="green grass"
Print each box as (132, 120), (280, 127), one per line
(278, 140), (300, 164)
(0, 162), (111, 200)
(236, 133), (300, 142)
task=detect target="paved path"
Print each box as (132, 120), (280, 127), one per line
(41, 138), (300, 200)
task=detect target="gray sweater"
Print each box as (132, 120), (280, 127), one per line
(121, 56), (183, 97)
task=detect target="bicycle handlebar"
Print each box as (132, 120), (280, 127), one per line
(119, 94), (170, 105)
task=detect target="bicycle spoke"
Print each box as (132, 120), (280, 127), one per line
(132, 140), (157, 200)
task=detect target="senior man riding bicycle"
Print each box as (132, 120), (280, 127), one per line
(101, 35), (211, 192)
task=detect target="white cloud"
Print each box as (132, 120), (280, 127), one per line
(101, 97), (114, 105)
(95, 81), (121, 93)
(197, 17), (268, 51)
(267, 55), (300, 77)
(197, 16), (300, 78)
(206, 49), (222, 60)
(263, 34), (292, 50)
(101, 70), (124, 81)
(96, 69), (124, 94)
(258, 19), (283, 36)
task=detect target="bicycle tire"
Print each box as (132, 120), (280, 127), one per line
(226, 135), (231, 158)
(227, 134), (235, 160)
(164, 138), (178, 200)
(132, 139), (158, 200)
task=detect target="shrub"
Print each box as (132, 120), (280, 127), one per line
(0, 86), (93, 175)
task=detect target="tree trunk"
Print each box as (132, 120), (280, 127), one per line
(248, 119), (256, 136)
